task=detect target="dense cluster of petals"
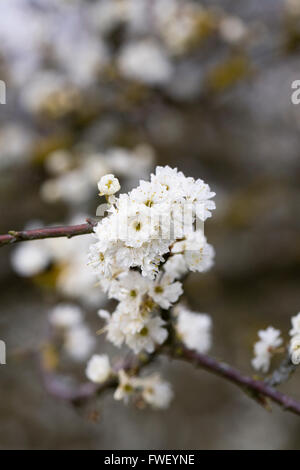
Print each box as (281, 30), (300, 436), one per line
(86, 166), (215, 407)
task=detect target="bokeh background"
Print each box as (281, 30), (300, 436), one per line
(1, 0), (300, 450)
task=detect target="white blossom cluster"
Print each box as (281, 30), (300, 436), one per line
(88, 166), (215, 354)
(85, 165), (215, 408)
(251, 313), (300, 372)
(114, 370), (173, 409)
(0, 0), (253, 185)
(0, 0), (251, 127)
(89, 165), (215, 280)
(86, 355), (173, 409)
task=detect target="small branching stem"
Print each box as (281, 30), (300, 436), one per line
(0, 219), (97, 247)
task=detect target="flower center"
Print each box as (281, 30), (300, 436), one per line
(154, 286), (164, 294)
(130, 289), (137, 298)
(140, 327), (149, 337)
(145, 199), (153, 207)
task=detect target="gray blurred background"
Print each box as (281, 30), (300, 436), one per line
(1, 0), (300, 449)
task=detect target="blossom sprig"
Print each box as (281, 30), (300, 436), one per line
(88, 166), (215, 280)
(251, 312), (300, 374)
(85, 165), (215, 408)
(7, 165), (300, 414)
(251, 327), (283, 373)
(88, 166), (215, 354)
(85, 355), (173, 409)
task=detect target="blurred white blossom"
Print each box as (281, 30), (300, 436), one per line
(140, 374), (173, 409)
(118, 40), (173, 85)
(289, 313), (300, 365)
(290, 335), (300, 365)
(175, 305), (212, 354)
(289, 312), (300, 337)
(252, 327), (283, 373)
(12, 241), (51, 277)
(64, 324), (96, 362)
(86, 354), (111, 383)
(49, 303), (83, 329)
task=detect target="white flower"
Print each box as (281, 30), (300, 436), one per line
(288, 313), (300, 365)
(49, 303), (83, 329)
(45, 150), (72, 175)
(290, 312), (300, 337)
(114, 370), (173, 409)
(21, 71), (68, 114)
(219, 16), (247, 45)
(57, 259), (106, 308)
(126, 315), (168, 354)
(114, 370), (139, 403)
(141, 374), (173, 409)
(184, 241), (215, 273)
(181, 176), (216, 222)
(104, 299), (167, 354)
(64, 325), (96, 362)
(151, 166), (215, 221)
(98, 174), (120, 196)
(172, 231), (215, 273)
(176, 306), (212, 353)
(150, 165), (184, 197)
(106, 310), (127, 348)
(130, 180), (169, 209)
(118, 40), (173, 85)
(104, 301), (147, 350)
(290, 335), (300, 365)
(12, 241), (51, 277)
(0, 124), (32, 169)
(86, 354), (111, 383)
(123, 203), (159, 248)
(149, 275), (183, 309)
(163, 254), (188, 280)
(108, 271), (149, 304)
(88, 241), (111, 277)
(251, 327), (283, 373)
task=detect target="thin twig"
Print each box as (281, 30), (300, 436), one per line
(42, 372), (113, 406)
(0, 219), (97, 247)
(41, 342), (300, 416)
(167, 346), (300, 416)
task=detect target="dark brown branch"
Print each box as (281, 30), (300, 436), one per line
(0, 219), (97, 247)
(167, 346), (300, 416)
(42, 342), (300, 416)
